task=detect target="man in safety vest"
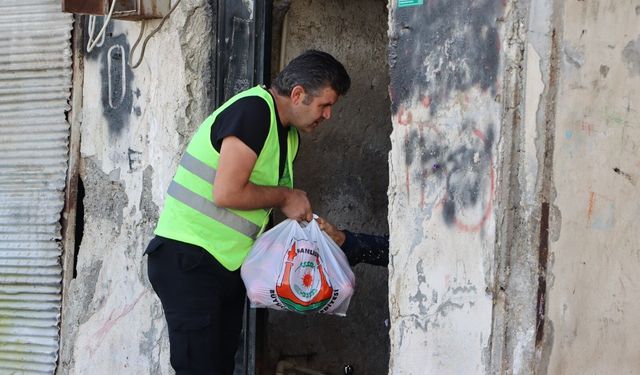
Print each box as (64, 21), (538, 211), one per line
(145, 50), (350, 375)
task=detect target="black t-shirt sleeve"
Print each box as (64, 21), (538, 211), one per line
(210, 96), (271, 155)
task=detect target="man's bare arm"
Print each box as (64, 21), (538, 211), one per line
(213, 136), (312, 221)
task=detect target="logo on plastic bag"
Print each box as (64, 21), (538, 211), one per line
(274, 239), (334, 313)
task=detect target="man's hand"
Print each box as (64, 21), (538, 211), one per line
(316, 217), (346, 246)
(282, 189), (312, 222)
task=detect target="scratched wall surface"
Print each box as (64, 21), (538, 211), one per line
(544, 1), (640, 373)
(387, 1), (504, 373)
(57, 1), (213, 373)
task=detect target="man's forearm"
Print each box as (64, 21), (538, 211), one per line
(214, 136), (311, 221)
(213, 182), (290, 211)
(214, 181), (311, 221)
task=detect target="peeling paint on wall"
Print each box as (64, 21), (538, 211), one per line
(388, 1), (504, 373)
(59, 1), (213, 373)
(389, 1), (502, 115)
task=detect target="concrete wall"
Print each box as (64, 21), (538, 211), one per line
(387, 1), (504, 373)
(387, 0), (640, 374)
(544, 0), (640, 373)
(265, 0), (392, 374)
(57, 1), (213, 373)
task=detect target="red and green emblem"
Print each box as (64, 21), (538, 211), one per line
(275, 240), (333, 313)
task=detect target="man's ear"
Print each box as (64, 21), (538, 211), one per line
(290, 85), (305, 105)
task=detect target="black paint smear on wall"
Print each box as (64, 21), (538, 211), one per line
(389, 0), (503, 114)
(84, 17), (134, 135)
(442, 125), (494, 226)
(405, 121), (495, 227)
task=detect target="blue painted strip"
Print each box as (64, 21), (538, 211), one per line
(398, 0), (423, 8)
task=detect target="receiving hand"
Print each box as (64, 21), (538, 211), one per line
(316, 216), (346, 246)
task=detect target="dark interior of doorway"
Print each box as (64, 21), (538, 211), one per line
(260, 1), (392, 374)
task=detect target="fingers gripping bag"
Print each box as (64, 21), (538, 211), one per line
(241, 217), (355, 316)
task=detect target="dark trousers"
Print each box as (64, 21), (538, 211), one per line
(146, 237), (246, 375)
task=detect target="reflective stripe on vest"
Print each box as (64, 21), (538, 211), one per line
(180, 152), (216, 182)
(167, 152), (262, 239)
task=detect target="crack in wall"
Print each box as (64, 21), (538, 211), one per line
(535, 24), (559, 350)
(489, 1), (528, 373)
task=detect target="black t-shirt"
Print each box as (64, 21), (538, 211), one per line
(210, 92), (288, 177)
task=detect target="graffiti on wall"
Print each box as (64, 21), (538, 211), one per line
(398, 106), (496, 232)
(390, 1), (503, 232)
(85, 18), (136, 136)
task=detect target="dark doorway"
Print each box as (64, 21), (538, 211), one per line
(265, 1), (391, 374)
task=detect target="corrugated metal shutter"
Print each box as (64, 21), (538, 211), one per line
(0, 0), (73, 373)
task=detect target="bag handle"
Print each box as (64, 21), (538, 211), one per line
(299, 213), (319, 228)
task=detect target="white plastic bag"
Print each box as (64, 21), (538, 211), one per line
(241, 217), (356, 316)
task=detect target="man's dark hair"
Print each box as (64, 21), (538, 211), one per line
(273, 50), (350, 98)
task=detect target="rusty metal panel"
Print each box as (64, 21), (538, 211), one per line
(62, 0), (107, 15)
(63, 0), (170, 19)
(0, 0), (73, 373)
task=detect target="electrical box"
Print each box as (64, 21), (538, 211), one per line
(62, 0), (170, 20)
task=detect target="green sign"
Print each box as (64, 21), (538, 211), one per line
(398, 0), (423, 8)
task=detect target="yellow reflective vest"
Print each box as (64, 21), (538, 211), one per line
(155, 86), (299, 271)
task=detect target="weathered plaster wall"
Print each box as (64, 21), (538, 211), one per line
(57, 1), (213, 373)
(388, 0), (640, 373)
(544, 0), (640, 373)
(490, 1), (555, 373)
(387, 1), (505, 373)
(266, 0), (392, 374)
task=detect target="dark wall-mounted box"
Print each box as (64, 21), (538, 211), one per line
(62, 0), (170, 20)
